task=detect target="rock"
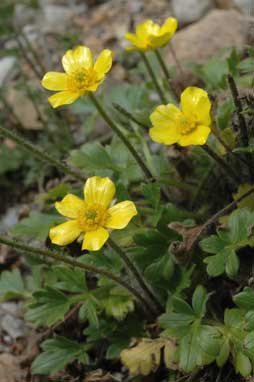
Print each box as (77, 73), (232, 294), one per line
(233, 0), (254, 14)
(41, 4), (87, 33)
(0, 207), (20, 233)
(171, 0), (213, 25)
(0, 57), (16, 87)
(14, 3), (38, 27)
(168, 9), (253, 65)
(6, 89), (43, 130)
(1, 314), (28, 339)
(0, 354), (26, 382)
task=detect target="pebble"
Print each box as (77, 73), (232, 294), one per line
(171, 0), (214, 25)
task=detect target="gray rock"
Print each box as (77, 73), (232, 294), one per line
(1, 314), (27, 339)
(0, 57), (16, 87)
(14, 3), (38, 27)
(41, 4), (87, 33)
(171, 0), (213, 25)
(168, 9), (253, 65)
(233, 0), (254, 14)
(0, 207), (20, 233)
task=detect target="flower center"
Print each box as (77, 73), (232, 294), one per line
(178, 114), (196, 135)
(77, 204), (107, 232)
(68, 68), (97, 91)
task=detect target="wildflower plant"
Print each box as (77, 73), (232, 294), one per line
(2, 14), (254, 382)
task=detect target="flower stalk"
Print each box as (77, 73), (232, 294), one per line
(0, 125), (84, 182)
(108, 238), (163, 314)
(112, 102), (148, 130)
(154, 49), (178, 101)
(89, 93), (153, 179)
(0, 236), (156, 317)
(202, 144), (241, 184)
(139, 51), (167, 104)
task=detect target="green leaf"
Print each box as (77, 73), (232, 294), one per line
(178, 322), (217, 372)
(172, 296), (194, 316)
(79, 298), (99, 327)
(200, 235), (227, 254)
(192, 285), (209, 318)
(69, 141), (117, 174)
(233, 287), (254, 310)
(31, 336), (89, 375)
(26, 286), (72, 327)
(11, 212), (63, 241)
(144, 254), (175, 284)
(54, 265), (87, 293)
(201, 208), (254, 278)
(204, 253), (226, 277)
(238, 58), (254, 74)
(0, 269), (26, 301)
(235, 352), (252, 377)
(216, 339), (230, 367)
(234, 146), (254, 153)
(142, 183), (161, 209)
(225, 250), (239, 278)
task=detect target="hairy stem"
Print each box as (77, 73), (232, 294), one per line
(0, 125), (84, 182)
(202, 144), (241, 184)
(113, 102), (148, 130)
(227, 74), (254, 181)
(108, 238), (163, 314)
(154, 49), (178, 101)
(89, 93), (153, 180)
(139, 51), (167, 104)
(0, 236), (154, 317)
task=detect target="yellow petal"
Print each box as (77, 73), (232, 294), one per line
(136, 20), (154, 38)
(160, 17), (178, 35)
(150, 33), (173, 49)
(62, 46), (93, 74)
(55, 194), (84, 219)
(48, 91), (80, 108)
(94, 49), (113, 79)
(124, 32), (138, 44)
(84, 176), (115, 209)
(181, 87), (211, 126)
(82, 227), (109, 251)
(49, 220), (81, 246)
(178, 125), (211, 146)
(106, 201), (137, 229)
(149, 104), (181, 145)
(41, 72), (68, 91)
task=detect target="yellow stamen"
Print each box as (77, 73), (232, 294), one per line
(178, 114), (196, 135)
(77, 204), (108, 232)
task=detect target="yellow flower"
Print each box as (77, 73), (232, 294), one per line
(41, 46), (113, 108)
(49, 176), (137, 251)
(124, 18), (177, 51)
(149, 87), (211, 147)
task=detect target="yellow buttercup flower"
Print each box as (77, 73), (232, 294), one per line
(149, 87), (211, 147)
(41, 46), (113, 108)
(124, 18), (177, 51)
(49, 176), (137, 251)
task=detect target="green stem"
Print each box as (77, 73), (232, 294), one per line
(112, 102), (148, 130)
(15, 34), (42, 79)
(108, 238), (163, 314)
(139, 51), (167, 104)
(154, 49), (178, 101)
(202, 144), (241, 184)
(190, 163), (215, 208)
(89, 93), (153, 180)
(169, 43), (185, 79)
(0, 236), (154, 317)
(227, 74), (254, 182)
(0, 125), (84, 182)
